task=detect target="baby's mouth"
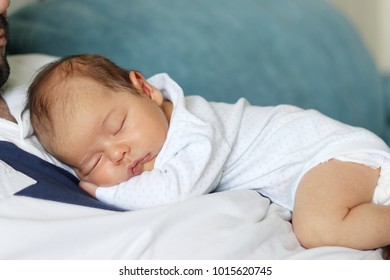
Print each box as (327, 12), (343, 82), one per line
(127, 153), (152, 178)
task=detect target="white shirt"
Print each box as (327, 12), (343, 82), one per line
(0, 55), (72, 202)
(97, 73), (390, 211)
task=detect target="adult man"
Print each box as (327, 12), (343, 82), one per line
(0, 0), (73, 190)
(0, 0), (15, 122)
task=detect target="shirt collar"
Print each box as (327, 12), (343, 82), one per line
(2, 84), (34, 140)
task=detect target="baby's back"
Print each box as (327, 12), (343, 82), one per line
(210, 102), (388, 210)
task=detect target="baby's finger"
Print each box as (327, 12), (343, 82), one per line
(79, 181), (98, 198)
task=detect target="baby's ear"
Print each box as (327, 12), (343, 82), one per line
(129, 71), (152, 96)
(128, 70), (143, 86)
(128, 71), (163, 105)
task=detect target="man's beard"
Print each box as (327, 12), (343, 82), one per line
(0, 14), (10, 88)
(0, 55), (10, 88)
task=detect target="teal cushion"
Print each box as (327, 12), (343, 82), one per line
(383, 74), (390, 142)
(9, 0), (384, 136)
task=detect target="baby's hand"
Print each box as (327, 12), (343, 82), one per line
(79, 181), (98, 198)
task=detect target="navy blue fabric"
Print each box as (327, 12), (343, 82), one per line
(0, 141), (123, 211)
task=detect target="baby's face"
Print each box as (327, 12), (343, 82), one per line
(51, 77), (169, 186)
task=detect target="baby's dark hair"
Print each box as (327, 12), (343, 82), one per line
(27, 54), (140, 150)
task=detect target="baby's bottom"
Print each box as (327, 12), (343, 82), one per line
(292, 157), (390, 253)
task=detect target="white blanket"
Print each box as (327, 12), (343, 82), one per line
(0, 188), (382, 260)
(0, 54), (383, 260)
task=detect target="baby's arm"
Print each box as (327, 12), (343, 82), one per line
(85, 129), (231, 210)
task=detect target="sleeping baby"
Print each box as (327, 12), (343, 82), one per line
(27, 54), (390, 255)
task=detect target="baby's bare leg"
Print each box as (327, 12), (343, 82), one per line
(293, 159), (390, 250)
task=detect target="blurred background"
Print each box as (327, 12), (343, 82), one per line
(329, 0), (390, 73)
(7, 0), (390, 142)
(9, 0), (390, 74)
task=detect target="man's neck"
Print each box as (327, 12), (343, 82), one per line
(0, 95), (17, 123)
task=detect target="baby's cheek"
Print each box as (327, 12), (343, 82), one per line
(88, 165), (126, 186)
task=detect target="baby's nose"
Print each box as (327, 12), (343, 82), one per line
(108, 145), (129, 164)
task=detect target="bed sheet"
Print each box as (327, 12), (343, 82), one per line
(0, 188), (382, 260)
(0, 54), (383, 260)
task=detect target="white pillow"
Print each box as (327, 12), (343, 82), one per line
(6, 54), (58, 88)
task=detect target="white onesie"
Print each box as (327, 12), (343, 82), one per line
(96, 73), (390, 211)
